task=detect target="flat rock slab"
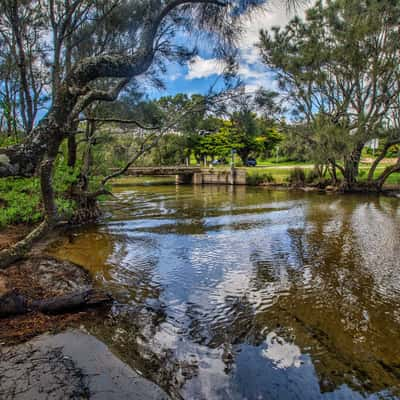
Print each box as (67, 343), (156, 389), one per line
(0, 329), (170, 400)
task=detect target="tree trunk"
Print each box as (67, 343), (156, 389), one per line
(67, 135), (77, 168)
(0, 220), (52, 269)
(0, 289), (112, 318)
(10, 3), (34, 133)
(374, 157), (400, 191)
(0, 117), (67, 178)
(238, 150), (249, 165)
(367, 139), (400, 182)
(342, 143), (364, 190)
(328, 160), (338, 185)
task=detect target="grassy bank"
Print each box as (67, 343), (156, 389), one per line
(244, 162), (400, 186)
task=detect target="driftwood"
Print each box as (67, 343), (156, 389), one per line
(0, 289), (112, 318)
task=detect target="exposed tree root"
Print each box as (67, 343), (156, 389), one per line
(0, 220), (53, 270)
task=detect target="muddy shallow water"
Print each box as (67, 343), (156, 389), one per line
(49, 179), (400, 399)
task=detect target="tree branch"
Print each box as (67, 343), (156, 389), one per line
(81, 117), (161, 130)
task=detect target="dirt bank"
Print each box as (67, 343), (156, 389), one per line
(0, 256), (102, 344)
(0, 225), (33, 251)
(0, 329), (170, 400)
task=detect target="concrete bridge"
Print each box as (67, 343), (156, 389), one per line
(115, 166), (247, 185)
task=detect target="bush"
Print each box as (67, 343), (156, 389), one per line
(358, 169), (367, 179)
(287, 168), (306, 186)
(246, 171), (275, 185)
(306, 168), (320, 184)
(0, 159), (78, 228)
(0, 177), (42, 227)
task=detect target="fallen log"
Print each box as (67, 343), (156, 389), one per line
(0, 289), (112, 318)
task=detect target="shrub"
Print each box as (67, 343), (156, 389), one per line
(306, 168), (320, 184)
(358, 169), (367, 179)
(0, 159), (78, 228)
(287, 168), (306, 186)
(247, 171), (275, 185)
(0, 177), (42, 227)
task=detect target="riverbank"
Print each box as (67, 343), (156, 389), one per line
(248, 181), (400, 196)
(0, 242), (171, 399)
(0, 254), (101, 344)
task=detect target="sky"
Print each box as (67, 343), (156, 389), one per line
(151, 3), (305, 98)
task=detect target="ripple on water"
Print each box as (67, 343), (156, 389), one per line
(49, 186), (400, 399)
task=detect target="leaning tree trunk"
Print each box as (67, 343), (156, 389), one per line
(0, 81), (83, 269)
(374, 156), (400, 191)
(0, 1), (190, 268)
(0, 144), (60, 269)
(328, 161), (338, 184)
(367, 139), (400, 183)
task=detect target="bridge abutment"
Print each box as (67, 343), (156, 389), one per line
(176, 169), (246, 185)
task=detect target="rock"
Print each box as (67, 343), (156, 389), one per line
(325, 185), (337, 192)
(0, 329), (170, 400)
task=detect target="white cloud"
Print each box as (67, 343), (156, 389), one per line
(262, 331), (302, 369)
(184, 3), (305, 91)
(186, 56), (225, 80)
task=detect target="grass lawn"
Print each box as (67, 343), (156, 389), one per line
(255, 159), (312, 167)
(246, 160), (400, 186)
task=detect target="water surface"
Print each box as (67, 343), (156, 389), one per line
(50, 180), (400, 399)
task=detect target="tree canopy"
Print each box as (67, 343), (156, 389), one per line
(259, 0), (400, 188)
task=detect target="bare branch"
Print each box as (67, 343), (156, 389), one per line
(81, 117), (161, 130)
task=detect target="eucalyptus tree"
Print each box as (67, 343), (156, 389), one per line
(0, 0), (275, 267)
(259, 0), (400, 190)
(0, 1), (49, 134)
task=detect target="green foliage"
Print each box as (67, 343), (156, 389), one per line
(259, 0), (400, 185)
(246, 171), (275, 185)
(192, 117), (283, 164)
(152, 134), (190, 165)
(305, 167), (331, 187)
(0, 135), (20, 148)
(287, 168), (306, 186)
(0, 177), (41, 227)
(305, 168), (323, 184)
(0, 155), (79, 227)
(53, 157), (80, 192)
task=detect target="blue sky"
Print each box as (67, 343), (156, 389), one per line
(148, 3), (304, 99)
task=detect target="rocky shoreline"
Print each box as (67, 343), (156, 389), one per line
(0, 251), (170, 400)
(0, 329), (170, 400)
